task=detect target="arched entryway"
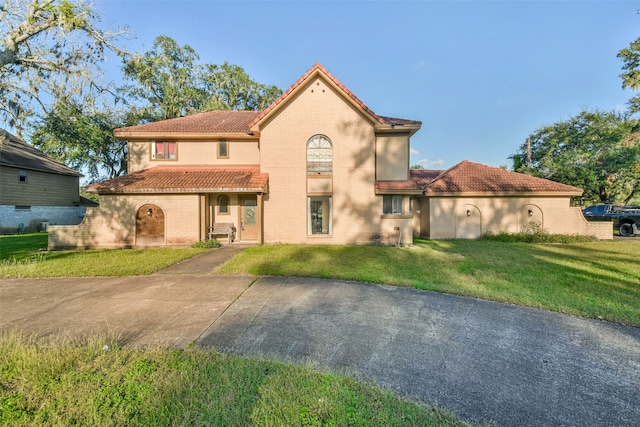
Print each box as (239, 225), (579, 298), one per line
(456, 204), (481, 239)
(136, 204), (165, 245)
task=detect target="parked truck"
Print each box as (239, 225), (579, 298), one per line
(582, 204), (640, 236)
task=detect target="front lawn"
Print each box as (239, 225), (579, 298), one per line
(0, 333), (463, 427)
(217, 239), (640, 326)
(0, 234), (207, 277)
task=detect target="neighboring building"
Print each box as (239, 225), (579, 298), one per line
(48, 64), (611, 249)
(0, 130), (94, 234)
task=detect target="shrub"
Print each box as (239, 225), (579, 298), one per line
(191, 239), (221, 249)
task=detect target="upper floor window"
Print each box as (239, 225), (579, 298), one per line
(151, 141), (176, 160)
(383, 195), (403, 215)
(19, 170), (28, 183)
(307, 135), (332, 175)
(218, 140), (228, 158)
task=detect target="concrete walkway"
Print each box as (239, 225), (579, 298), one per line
(1, 246), (639, 426)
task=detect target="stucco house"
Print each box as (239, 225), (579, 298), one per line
(0, 129), (94, 234)
(48, 64), (610, 249)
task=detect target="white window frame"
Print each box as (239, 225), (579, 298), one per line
(308, 196), (332, 235)
(151, 141), (177, 160)
(307, 135), (332, 175)
(383, 195), (403, 215)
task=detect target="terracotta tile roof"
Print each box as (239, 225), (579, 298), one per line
(1, 129), (80, 177)
(412, 160), (583, 195)
(250, 63), (421, 128)
(114, 110), (261, 136)
(375, 180), (422, 194)
(409, 169), (445, 187)
(86, 166), (268, 194)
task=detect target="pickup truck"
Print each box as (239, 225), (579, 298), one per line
(582, 204), (640, 236)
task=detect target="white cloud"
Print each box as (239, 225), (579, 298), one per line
(417, 158), (446, 169)
(410, 147), (419, 155)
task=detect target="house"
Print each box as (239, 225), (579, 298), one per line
(0, 130), (94, 234)
(48, 64), (611, 249)
(411, 161), (611, 239)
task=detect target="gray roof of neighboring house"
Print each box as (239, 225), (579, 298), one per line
(0, 129), (80, 177)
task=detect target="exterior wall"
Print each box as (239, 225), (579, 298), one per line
(259, 76), (412, 245)
(375, 134), (410, 181)
(0, 166), (79, 206)
(128, 140), (259, 172)
(423, 196), (612, 240)
(0, 205), (85, 233)
(49, 194), (201, 249)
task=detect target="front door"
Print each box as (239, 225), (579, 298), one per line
(239, 196), (258, 240)
(136, 204), (165, 245)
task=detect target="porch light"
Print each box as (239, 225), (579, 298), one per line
(147, 208), (153, 216)
(466, 210), (471, 217)
(528, 209), (533, 217)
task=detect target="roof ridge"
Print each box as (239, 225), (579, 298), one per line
(249, 63), (385, 129)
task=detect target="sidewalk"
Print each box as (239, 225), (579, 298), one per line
(156, 244), (252, 275)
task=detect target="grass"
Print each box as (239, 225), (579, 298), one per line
(217, 239), (640, 327)
(0, 233), (48, 261)
(0, 234), (208, 277)
(0, 332), (463, 427)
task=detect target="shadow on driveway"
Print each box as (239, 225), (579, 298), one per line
(198, 276), (640, 427)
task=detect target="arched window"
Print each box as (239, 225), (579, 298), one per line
(218, 195), (230, 214)
(307, 135), (332, 175)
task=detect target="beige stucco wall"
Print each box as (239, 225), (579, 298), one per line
(128, 140), (260, 172)
(49, 194), (202, 249)
(258, 76), (413, 245)
(375, 134), (410, 181)
(421, 195), (612, 240)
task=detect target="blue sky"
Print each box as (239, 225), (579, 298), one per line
(99, 0), (639, 170)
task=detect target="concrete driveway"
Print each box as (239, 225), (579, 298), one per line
(1, 266), (639, 425)
(198, 277), (640, 427)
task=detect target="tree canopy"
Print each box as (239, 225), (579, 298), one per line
(512, 110), (640, 204)
(122, 36), (282, 122)
(0, 0), (127, 133)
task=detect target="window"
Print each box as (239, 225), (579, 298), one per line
(218, 195), (230, 214)
(151, 141), (176, 160)
(308, 196), (332, 235)
(19, 170), (28, 183)
(307, 135), (332, 175)
(218, 140), (228, 158)
(383, 195), (403, 215)
(15, 205), (31, 211)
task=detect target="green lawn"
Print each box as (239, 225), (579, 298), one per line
(0, 234), (207, 277)
(0, 333), (463, 427)
(0, 233), (48, 261)
(217, 239), (640, 326)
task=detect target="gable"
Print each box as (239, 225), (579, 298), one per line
(0, 129), (80, 177)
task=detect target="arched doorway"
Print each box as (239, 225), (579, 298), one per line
(136, 204), (165, 245)
(519, 204), (543, 233)
(456, 204), (481, 239)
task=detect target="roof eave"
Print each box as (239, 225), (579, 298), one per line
(113, 131), (258, 140)
(92, 186), (267, 195)
(422, 191), (583, 197)
(375, 124), (422, 136)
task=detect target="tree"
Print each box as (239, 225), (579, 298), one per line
(122, 35), (202, 121)
(30, 97), (130, 180)
(410, 164), (425, 170)
(123, 36), (282, 121)
(0, 0), (127, 133)
(512, 110), (640, 204)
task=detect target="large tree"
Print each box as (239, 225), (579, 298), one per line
(512, 110), (640, 204)
(123, 36), (282, 121)
(31, 97), (130, 180)
(0, 0), (127, 133)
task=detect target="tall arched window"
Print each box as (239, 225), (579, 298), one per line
(307, 135), (332, 175)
